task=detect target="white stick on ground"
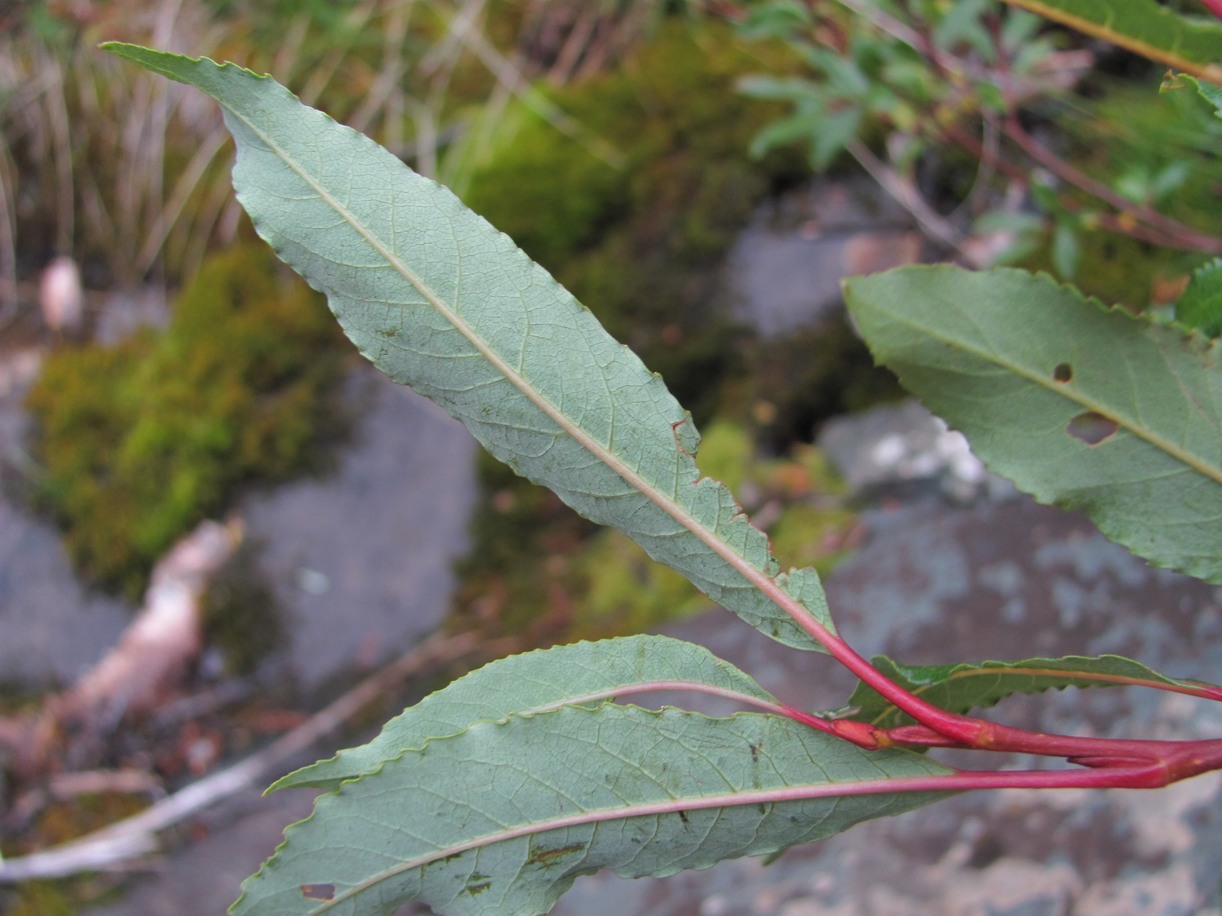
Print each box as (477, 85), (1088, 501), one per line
(0, 628), (491, 882)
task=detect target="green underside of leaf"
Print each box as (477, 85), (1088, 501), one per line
(274, 634), (777, 792)
(101, 41), (834, 654)
(843, 265), (1222, 584)
(235, 705), (952, 915)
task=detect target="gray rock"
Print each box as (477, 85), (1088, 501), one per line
(819, 399), (1014, 504)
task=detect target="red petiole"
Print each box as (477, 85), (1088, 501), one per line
(772, 604), (1222, 790)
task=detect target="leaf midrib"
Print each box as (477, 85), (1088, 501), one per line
(1003, 0), (1222, 83)
(315, 773), (950, 910)
(226, 100), (826, 642)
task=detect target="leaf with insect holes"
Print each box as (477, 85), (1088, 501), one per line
(843, 265), (1222, 584)
(844, 654), (1222, 731)
(234, 705), (952, 915)
(271, 634), (781, 793)
(102, 42), (833, 654)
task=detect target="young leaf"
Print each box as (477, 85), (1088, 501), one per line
(1189, 76), (1222, 119)
(234, 706), (953, 915)
(846, 654), (1222, 731)
(274, 634), (779, 793)
(1176, 259), (1222, 337)
(843, 265), (1222, 584)
(1001, 0), (1222, 83)
(102, 43), (833, 654)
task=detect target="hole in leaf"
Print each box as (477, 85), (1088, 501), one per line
(1067, 412), (1117, 446)
(1053, 362), (1073, 383)
(301, 884), (336, 901)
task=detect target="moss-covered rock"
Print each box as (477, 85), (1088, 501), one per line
(25, 243), (350, 597)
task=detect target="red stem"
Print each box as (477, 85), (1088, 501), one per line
(793, 611), (1222, 772)
(886, 723), (1216, 762)
(798, 619), (1001, 747)
(904, 738), (1222, 792)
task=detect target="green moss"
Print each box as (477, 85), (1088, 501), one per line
(25, 243), (349, 597)
(3, 881), (82, 916)
(572, 531), (708, 638)
(1038, 231), (1207, 311)
(769, 503), (857, 577)
(0, 787), (150, 912)
(447, 448), (595, 640)
(694, 419), (755, 494)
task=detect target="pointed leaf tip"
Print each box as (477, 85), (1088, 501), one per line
(101, 42), (269, 84)
(111, 47), (837, 651)
(272, 635), (779, 792)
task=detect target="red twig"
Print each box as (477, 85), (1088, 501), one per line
(889, 739), (1222, 792)
(776, 596), (1222, 787)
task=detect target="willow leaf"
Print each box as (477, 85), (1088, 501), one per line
(843, 265), (1222, 583)
(847, 654), (1222, 731)
(274, 634), (779, 793)
(103, 43), (831, 652)
(1001, 0), (1222, 83)
(234, 706), (952, 915)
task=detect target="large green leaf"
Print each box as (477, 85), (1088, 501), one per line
(847, 654), (1222, 731)
(273, 635), (779, 793)
(102, 43), (831, 653)
(234, 705), (952, 915)
(843, 266), (1222, 583)
(1002, 0), (1222, 83)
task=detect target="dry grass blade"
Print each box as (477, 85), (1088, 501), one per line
(432, 0), (627, 169)
(0, 630), (495, 883)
